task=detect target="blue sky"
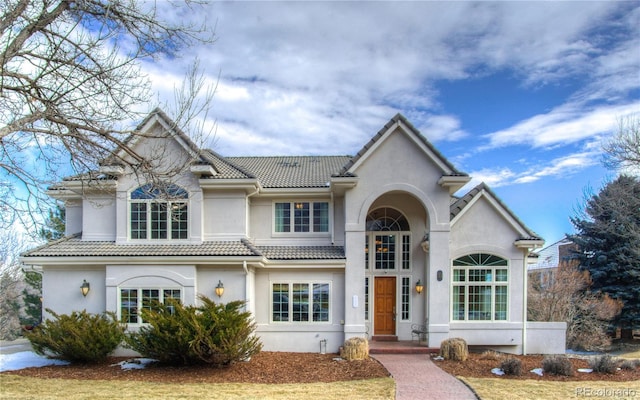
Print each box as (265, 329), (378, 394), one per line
(142, 1), (639, 245)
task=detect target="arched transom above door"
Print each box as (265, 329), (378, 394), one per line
(366, 207), (410, 231)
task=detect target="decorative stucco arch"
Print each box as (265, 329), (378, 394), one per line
(355, 183), (438, 230)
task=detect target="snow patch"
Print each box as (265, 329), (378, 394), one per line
(111, 358), (158, 370)
(0, 351), (70, 372)
(530, 368), (544, 376)
(491, 368), (505, 376)
(578, 368), (593, 373)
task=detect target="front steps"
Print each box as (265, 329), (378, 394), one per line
(368, 337), (438, 354)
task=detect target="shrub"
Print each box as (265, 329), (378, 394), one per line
(341, 337), (368, 360)
(480, 350), (504, 361)
(26, 309), (125, 363)
(589, 355), (619, 374)
(440, 338), (468, 361)
(542, 355), (574, 376)
(125, 296), (262, 367)
(620, 359), (640, 370)
(500, 357), (523, 376)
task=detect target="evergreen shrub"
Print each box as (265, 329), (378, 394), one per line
(589, 355), (619, 374)
(26, 309), (125, 363)
(542, 355), (574, 376)
(500, 357), (523, 376)
(125, 296), (262, 367)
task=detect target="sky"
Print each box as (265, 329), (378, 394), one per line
(141, 1), (639, 246)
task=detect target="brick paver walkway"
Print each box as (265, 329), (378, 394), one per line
(373, 354), (478, 400)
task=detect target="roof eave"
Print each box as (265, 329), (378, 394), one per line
(514, 239), (545, 251)
(438, 175), (471, 194)
(20, 255), (264, 266)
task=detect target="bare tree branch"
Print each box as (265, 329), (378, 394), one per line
(602, 114), (640, 174)
(0, 0), (216, 234)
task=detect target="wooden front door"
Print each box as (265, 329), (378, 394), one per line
(374, 277), (396, 335)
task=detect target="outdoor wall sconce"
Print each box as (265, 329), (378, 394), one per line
(215, 280), (224, 297)
(437, 270), (443, 281)
(415, 280), (424, 294)
(420, 234), (430, 253)
(80, 280), (90, 297)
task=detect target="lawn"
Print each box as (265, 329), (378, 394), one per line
(0, 375), (396, 400)
(461, 378), (640, 400)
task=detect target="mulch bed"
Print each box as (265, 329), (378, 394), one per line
(3, 350), (639, 383)
(435, 353), (640, 382)
(2, 352), (391, 384)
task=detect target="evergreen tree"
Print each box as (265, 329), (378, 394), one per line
(570, 175), (640, 336)
(39, 204), (66, 242)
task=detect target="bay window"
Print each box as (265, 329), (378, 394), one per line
(452, 253), (508, 322)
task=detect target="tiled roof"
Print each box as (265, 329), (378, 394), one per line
(449, 183), (542, 240)
(256, 245), (345, 260)
(225, 156), (352, 188)
(21, 236), (346, 261)
(21, 236), (257, 258)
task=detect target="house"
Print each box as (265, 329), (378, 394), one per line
(528, 238), (577, 289)
(21, 109), (566, 354)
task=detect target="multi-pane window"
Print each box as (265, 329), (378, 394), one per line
(271, 282), (330, 322)
(402, 235), (411, 270)
(452, 253), (508, 321)
(120, 288), (182, 324)
(401, 277), (410, 320)
(375, 235), (396, 269)
(274, 202), (329, 233)
(364, 277), (369, 320)
(130, 184), (188, 240)
(365, 208), (411, 271)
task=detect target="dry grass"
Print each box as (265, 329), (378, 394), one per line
(0, 375), (395, 400)
(461, 377), (640, 400)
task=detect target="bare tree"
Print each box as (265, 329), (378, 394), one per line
(528, 260), (623, 351)
(0, 229), (28, 340)
(1, 0), (216, 234)
(602, 114), (640, 174)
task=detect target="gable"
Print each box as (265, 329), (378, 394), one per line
(450, 183), (542, 248)
(339, 114), (466, 177)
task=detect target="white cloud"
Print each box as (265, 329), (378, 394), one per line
(417, 114), (468, 142)
(484, 102), (640, 149)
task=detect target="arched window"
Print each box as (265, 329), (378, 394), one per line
(129, 183), (188, 240)
(365, 208), (411, 271)
(366, 207), (410, 231)
(452, 253), (508, 322)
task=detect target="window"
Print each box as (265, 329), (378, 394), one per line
(365, 208), (411, 270)
(401, 277), (410, 320)
(120, 288), (182, 324)
(271, 282), (330, 322)
(452, 253), (508, 321)
(130, 184), (188, 240)
(364, 277), (369, 320)
(274, 202), (329, 233)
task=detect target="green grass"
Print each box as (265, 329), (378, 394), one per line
(461, 377), (640, 400)
(0, 375), (395, 400)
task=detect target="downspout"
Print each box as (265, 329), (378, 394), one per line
(522, 249), (529, 355)
(330, 191), (335, 244)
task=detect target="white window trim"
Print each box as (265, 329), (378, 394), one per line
(366, 232), (412, 271)
(400, 275), (412, 321)
(269, 281), (332, 324)
(450, 265), (509, 322)
(272, 200), (332, 237)
(118, 287), (183, 326)
(127, 198), (190, 242)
